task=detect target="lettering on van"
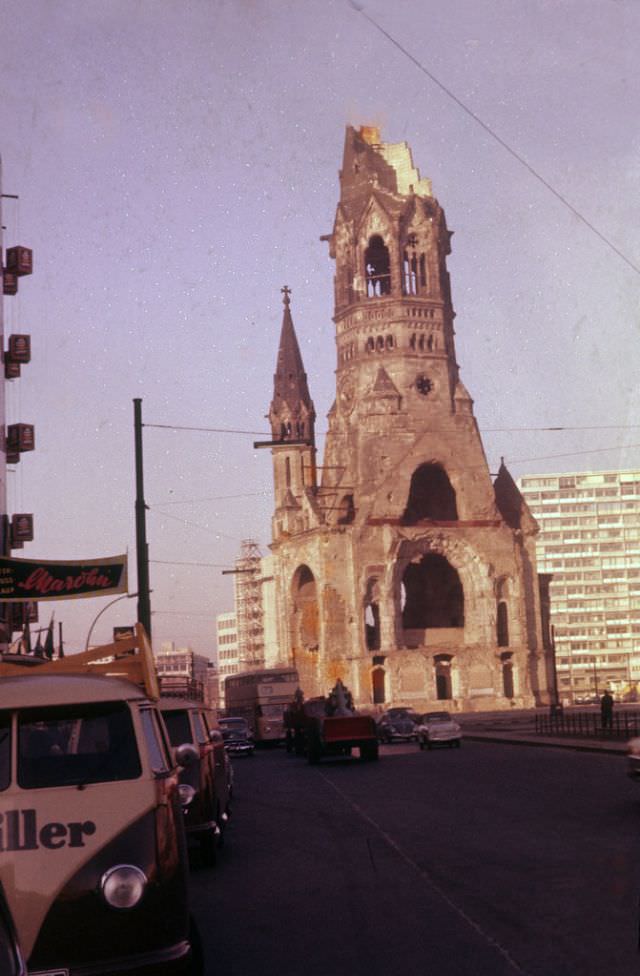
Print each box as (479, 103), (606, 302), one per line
(0, 810), (96, 851)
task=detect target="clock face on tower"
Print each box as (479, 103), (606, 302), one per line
(415, 374), (433, 396)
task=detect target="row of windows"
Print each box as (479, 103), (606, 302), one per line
(522, 473), (634, 490)
(217, 633), (237, 645)
(338, 330), (440, 363)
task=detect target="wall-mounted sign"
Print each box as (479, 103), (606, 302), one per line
(5, 361), (21, 379)
(7, 424), (35, 453)
(11, 514), (34, 544)
(2, 270), (17, 295)
(0, 554), (128, 602)
(5, 246), (33, 276)
(8, 334), (31, 364)
(114, 625), (135, 642)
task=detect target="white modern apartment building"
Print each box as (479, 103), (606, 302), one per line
(518, 469), (640, 703)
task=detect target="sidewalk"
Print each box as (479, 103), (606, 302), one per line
(462, 727), (628, 755)
(459, 711), (629, 755)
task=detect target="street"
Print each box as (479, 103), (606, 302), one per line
(189, 742), (640, 976)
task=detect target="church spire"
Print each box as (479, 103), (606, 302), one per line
(269, 286), (315, 444)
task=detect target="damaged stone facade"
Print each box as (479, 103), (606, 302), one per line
(266, 126), (551, 711)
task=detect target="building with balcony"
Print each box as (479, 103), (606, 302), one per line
(518, 469), (640, 702)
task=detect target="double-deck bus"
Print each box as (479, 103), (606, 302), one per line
(224, 667), (299, 744)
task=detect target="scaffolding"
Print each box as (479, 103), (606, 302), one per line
(234, 539), (265, 669)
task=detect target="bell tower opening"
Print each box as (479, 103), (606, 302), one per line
(364, 235), (391, 297)
(403, 464), (458, 523)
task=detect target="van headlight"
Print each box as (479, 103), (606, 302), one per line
(178, 783), (196, 807)
(101, 865), (147, 909)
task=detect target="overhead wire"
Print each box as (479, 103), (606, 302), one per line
(346, 0), (640, 277)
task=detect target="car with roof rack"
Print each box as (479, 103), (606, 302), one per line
(0, 624), (203, 976)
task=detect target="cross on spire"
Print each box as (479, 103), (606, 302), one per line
(281, 284), (292, 306)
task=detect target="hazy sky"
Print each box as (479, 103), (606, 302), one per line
(1, 0), (638, 657)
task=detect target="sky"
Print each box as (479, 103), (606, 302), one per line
(0, 0), (638, 658)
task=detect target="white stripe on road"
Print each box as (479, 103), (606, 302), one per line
(319, 770), (532, 976)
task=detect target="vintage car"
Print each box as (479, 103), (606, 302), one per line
(376, 707), (420, 743)
(159, 698), (232, 866)
(416, 710), (463, 749)
(0, 624), (203, 976)
(218, 716), (255, 756)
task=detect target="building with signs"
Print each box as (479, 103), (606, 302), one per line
(264, 125), (552, 711)
(519, 469), (640, 703)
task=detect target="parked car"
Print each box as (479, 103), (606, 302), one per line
(376, 708), (420, 743)
(417, 711), (462, 749)
(160, 698), (232, 866)
(627, 737), (640, 782)
(219, 716), (255, 756)
(0, 662), (202, 976)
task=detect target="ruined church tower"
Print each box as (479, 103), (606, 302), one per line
(267, 126), (550, 711)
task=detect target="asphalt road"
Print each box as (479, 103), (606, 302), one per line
(189, 742), (640, 976)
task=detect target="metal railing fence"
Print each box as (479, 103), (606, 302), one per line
(535, 709), (640, 740)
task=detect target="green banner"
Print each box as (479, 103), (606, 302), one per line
(0, 555), (128, 602)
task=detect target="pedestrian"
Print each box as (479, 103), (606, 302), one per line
(601, 689), (614, 730)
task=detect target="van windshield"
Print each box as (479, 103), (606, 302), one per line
(17, 701), (142, 789)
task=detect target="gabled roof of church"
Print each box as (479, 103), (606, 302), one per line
(270, 288), (315, 422)
(494, 459), (538, 534)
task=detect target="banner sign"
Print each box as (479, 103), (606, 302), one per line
(0, 554), (128, 602)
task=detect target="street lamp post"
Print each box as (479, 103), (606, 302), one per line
(84, 592), (138, 652)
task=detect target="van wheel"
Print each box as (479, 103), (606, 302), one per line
(200, 828), (217, 868)
(189, 915), (205, 976)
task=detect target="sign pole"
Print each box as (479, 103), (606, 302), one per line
(134, 399), (152, 641)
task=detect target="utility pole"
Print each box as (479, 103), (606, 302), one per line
(133, 399), (152, 640)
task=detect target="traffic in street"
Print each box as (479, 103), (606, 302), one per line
(190, 740), (640, 976)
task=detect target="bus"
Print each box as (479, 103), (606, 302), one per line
(224, 667), (300, 744)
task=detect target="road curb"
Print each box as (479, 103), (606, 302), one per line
(463, 732), (627, 755)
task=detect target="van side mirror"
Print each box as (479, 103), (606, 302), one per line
(174, 743), (199, 768)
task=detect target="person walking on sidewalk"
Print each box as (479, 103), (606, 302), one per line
(601, 689), (614, 730)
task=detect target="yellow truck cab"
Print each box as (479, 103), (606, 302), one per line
(0, 624), (202, 976)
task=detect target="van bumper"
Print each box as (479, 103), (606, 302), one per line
(29, 938), (193, 976)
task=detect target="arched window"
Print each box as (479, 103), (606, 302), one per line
(402, 554), (464, 630)
(372, 667), (386, 705)
(419, 253), (427, 288)
(365, 236), (391, 297)
(434, 655), (453, 700)
(337, 494), (355, 525)
(497, 601), (509, 647)
(501, 652), (514, 698)
(285, 456), (291, 488)
(364, 577), (380, 651)
(403, 249), (418, 295)
(291, 565), (319, 651)
(403, 464), (458, 523)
